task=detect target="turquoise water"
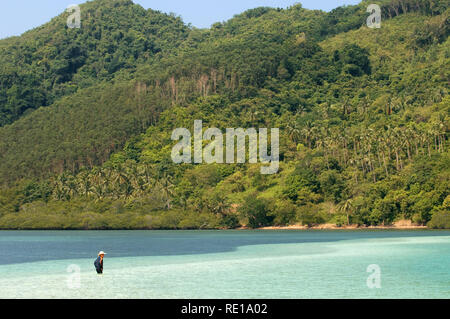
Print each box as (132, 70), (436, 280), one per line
(0, 230), (449, 298)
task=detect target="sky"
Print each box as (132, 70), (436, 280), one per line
(0, 0), (361, 40)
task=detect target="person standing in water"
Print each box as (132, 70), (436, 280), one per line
(94, 251), (106, 274)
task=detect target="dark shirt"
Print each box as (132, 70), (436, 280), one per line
(94, 256), (103, 274)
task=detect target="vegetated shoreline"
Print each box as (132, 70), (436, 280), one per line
(257, 224), (429, 230)
(258, 219), (429, 230)
(0, 221), (435, 231)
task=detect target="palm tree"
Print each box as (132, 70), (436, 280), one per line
(378, 135), (389, 176)
(67, 176), (78, 199)
(337, 198), (354, 226)
(286, 119), (301, 144)
(78, 171), (93, 198)
(158, 173), (175, 210)
(113, 164), (133, 198)
(302, 121), (315, 148)
(208, 193), (231, 216)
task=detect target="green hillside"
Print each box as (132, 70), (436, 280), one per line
(0, 0), (187, 127)
(0, 0), (448, 229)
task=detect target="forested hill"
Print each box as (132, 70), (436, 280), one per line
(0, 0), (448, 230)
(0, 0), (188, 126)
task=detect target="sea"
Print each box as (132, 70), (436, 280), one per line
(0, 230), (449, 298)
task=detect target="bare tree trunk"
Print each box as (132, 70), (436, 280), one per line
(395, 150), (400, 171)
(382, 153), (389, 176)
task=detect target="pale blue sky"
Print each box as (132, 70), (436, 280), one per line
(0, 0), (361, 39)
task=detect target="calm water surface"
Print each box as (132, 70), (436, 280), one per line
(0, 230), (449, 298)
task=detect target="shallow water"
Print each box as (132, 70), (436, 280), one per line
(0, 230), (449, 298)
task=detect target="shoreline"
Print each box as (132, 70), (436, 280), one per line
(257, 220), (429, 230)
(0, 225), (432, 231)
(257, 224), (429, 230)
(0, 219), (433, 231)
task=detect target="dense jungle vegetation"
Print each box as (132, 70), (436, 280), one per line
(0, 0), (448, 229)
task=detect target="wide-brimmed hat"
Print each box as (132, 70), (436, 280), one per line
(98, 251), (107, 255)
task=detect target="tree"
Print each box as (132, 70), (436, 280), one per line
(239, 195), (273, 228)
(337, 198), (354, 225)
(158, 173), (175, 210)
